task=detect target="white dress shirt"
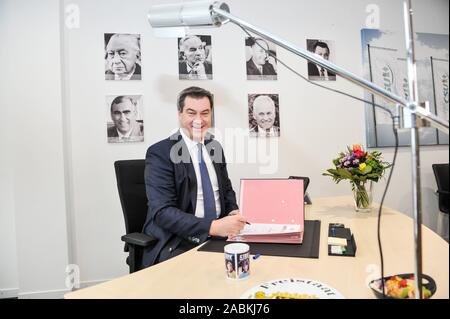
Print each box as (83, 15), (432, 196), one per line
(316, 65), (329, 80)
(180, 129), (221, 218)
(117, 128), (133, 139)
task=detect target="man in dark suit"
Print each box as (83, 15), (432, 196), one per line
(142, 87), (247, 268)
(307, 41), (336, 80)
(178, 36), (213, 80)
(105, 33), (142, 81)
(246, 37), (277, 80)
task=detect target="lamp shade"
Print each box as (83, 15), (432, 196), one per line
(148, 1), (230, 28)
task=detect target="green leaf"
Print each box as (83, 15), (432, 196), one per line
(363, 165), (372, 174)
(337, 168), (353, 179)
(327, 169), (339, 175)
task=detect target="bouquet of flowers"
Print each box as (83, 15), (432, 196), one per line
(323, 144), (392, 211)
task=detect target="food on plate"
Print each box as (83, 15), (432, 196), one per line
(253, 291), (319, 299)
(374, 275), (432, 299)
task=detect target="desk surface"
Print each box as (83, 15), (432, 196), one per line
(65, 197), (449, 299)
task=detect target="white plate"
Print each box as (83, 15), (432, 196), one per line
(241, 278), (345, 299)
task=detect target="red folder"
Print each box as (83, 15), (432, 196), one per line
(228, 179), (305, 244)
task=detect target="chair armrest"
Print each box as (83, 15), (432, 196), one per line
(437, 190), (449, 196)
(121, 232), (156, 248)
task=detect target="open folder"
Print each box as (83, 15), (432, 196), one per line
(228, 179), (304, 244)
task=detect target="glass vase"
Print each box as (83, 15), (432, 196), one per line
(353, 181), (373, 212)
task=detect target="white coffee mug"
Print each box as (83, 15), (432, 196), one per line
(224, 243), (250, 280)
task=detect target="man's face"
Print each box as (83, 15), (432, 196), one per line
(251, 40), (269, 66)
(111, 99), (137, 134)
(314, 46), (329, 60)
(182, 37), (206, 66)
(106, 36), (139, 75)
(253, 97), (276, 130)
(178, 96), (212, 142)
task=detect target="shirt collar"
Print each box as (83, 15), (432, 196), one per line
(258, 126), (274, 133)
(180, 128), (204, 151)
(186, 63), (194, 74)
(316, 65), (328, 76)
(117, 128), (133, 139)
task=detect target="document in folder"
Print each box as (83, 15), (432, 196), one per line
(229, 179), (305, 244)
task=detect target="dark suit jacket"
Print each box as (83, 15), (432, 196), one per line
(141, 131), (238, 268)
(246, 59), (277, 76)
(307, 62), (336, 78)
(105, 63), (142, 80)
(179, 61), (213, 76)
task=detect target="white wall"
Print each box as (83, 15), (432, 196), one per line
(0, 3), (19, 292)
(0, 0), (70, 298)
(1, 0), (448, 297)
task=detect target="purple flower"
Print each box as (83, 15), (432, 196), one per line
(344, 161), (351, 167)
(353, 159), (360, 165)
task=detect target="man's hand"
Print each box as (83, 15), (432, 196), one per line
(228, 210), (240, 216)
(209, 214), (247, 237)
(192, 61), (206, 75)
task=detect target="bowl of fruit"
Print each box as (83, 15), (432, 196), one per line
(369, 273), (436, 299)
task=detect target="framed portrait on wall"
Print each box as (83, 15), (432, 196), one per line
(306, 39), (336, 81)
(248, 94), (280, 137)
(104, 33), (142, 81)
(106, 95), (144, 143)
(245, 37), (278, 81)
(178, 35), (213, 80)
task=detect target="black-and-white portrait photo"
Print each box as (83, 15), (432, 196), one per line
(178, 35), (213, 80)
(106, 95), (144, 143)
(248, 94), (280, 137)
(104, 33), (142, 81)
(246, 37), (278, 81)
(306, 39), (336, 81)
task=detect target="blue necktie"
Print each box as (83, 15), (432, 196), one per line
(198, 143), (217, 220)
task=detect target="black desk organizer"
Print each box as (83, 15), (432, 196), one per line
(198, 220), (321, 259)
(327, 223), (357, 257)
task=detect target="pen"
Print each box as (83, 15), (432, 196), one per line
(246, 221), (251, 225)
(253, 254), (261, 260)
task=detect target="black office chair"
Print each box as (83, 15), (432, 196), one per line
(114, 160), (157, 273)
(432, 163), (449, 215)
(289, 176), (312, 205)
(432, 163), (450, 241)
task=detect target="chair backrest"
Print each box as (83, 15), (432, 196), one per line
(433, 163), (449, 193)
(432, 163), (449, 215)
(288, 176), (310, 194)
(114, 160), (148, 235)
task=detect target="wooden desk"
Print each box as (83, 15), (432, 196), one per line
(65, 197), (449, 299)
